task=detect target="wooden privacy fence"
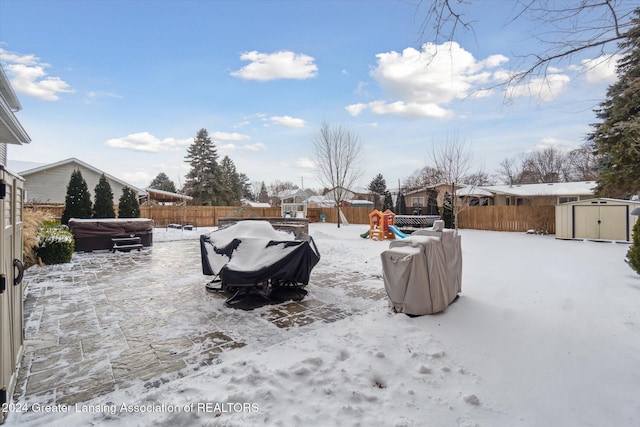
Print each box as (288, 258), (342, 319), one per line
(456, 205), (556, 233)
(26, 204), (556, 233)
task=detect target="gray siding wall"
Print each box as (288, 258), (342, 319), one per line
(24, 163), (130, 204)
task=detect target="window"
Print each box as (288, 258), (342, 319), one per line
(559, 197), (578, 204)
(411, 197), (424, 207)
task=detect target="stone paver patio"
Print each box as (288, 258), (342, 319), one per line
(14, 239), (386, 411)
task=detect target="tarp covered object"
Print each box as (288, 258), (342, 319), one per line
(200, 220), (320, 286)
(381, 226), (462, 315)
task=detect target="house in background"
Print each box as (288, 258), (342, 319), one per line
(481, 181), (596, 206)
(19, 158), (144, 204)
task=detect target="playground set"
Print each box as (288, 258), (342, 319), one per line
(364, 209), (407, 240)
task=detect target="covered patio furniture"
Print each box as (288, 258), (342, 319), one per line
(200, 220), (320, 308)
(381, 220), (462, 315)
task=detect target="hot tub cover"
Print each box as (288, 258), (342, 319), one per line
(200, 220), (320, 286)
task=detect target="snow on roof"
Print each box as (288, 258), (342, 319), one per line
(456, 185), (493, 197)
(481, 181), (596, 197)
(242, 200), (271, 208)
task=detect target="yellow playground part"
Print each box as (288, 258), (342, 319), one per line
(368, 209), (397, 240)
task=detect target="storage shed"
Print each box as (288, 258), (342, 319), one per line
(555, 198), (640, 242)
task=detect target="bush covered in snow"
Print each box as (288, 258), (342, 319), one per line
(36, 222), (75, 264)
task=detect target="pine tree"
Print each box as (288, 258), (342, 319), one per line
(441, 192), (455, 229)
(395, 191), (407, 215)
(118, 187), (140, 218)
(627, 218), (640, 274)
(258, 182), (269, 203)
(589, 10), (640, 198)
(368, 173), (387, 210)
(183, 128), (220, 205)
(383, 191), (394, 211)
(61, 169), (92, 225)
(93, 174), (115, 218)
(219, 155), (243, 206)
(149, 172), (177, 193)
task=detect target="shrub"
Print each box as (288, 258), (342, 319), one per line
(627, 218), (640, 275)
(36, 224), (75, 265)
(24, 209), (53, 268)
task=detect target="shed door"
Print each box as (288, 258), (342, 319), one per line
(573, 205), (628, 241)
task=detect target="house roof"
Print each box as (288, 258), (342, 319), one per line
(481, 181), (597, 197)
(19, 157), (143, 193)
(0, 65), (31, 145)
(277, 188), (307, 199)
(145, 187), (193, 203)
(456, 185), (494, 197)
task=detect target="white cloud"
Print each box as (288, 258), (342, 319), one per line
(579, 54), (622, 85)
(530, 137), (573, 152)
(105, 132), (191, 152)
(505, 73), (571, 102)
(242, 143), (266, 151)
(368, 100), (452, 119)
(84, 91), (122, 104)
(0, 48), (73, 101)
(230, 50), (318, 81)
(270, 115), (306, 128)
(295, 157), (317, 168)
(210, 131), (249, 141)
(345, 103), (368, 116)
(351, 42), (507, 118)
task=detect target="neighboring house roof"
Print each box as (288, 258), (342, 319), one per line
(0, 65), (31, 145)
(20, 157), (143, 193)
(145, 187), (193, 203)
(456, 185), (494, 197)
(305, 195), (335, 207)
(277, 188), (308, 200)
(347, 199), (374, 206)
(481, 181), (597, 197)
(242, 200), (271, 208)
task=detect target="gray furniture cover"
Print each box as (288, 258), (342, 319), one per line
(381, 221), (462, 315)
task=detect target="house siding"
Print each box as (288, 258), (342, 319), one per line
(23, 163), (130, 204)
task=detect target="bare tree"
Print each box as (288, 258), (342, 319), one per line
(312, 122), (363, 227)
(417, 0), (637, 88)
(496, 156), (519, 185)
(403, 165), (444, 191)
(430, 134), (475, 185)
(567, 141), (599, 181)
(519, 146), (571, 183)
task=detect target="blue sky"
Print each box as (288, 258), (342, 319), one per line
(0, 0), (633, 193)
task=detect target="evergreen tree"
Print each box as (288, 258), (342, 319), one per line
(627, 218), (640, 275)
(93, 174), (115, 218)
(368, 173), (387, 210)
(239, 173), (253, 200)
(183, 128), (221, 205)
(383, 191), (394, 211)
(589, 10), (640, 198)
(395, 191), (407, 215)
(61, 169), (92, 225)
(441, 192), (455, 229)
(118, 187), (140, 218)
(258, 182), (269, 203)
(219, 155), (243, 206)
(149, 172), (177, 193)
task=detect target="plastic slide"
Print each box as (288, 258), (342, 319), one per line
(388, 225), (407, 239)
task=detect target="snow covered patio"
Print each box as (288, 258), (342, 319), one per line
(6, 224), (640, 426)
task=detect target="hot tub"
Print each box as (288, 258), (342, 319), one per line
(68, 218), (154, 251)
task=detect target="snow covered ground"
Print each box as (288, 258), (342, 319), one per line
(6, 223), (640, 426)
